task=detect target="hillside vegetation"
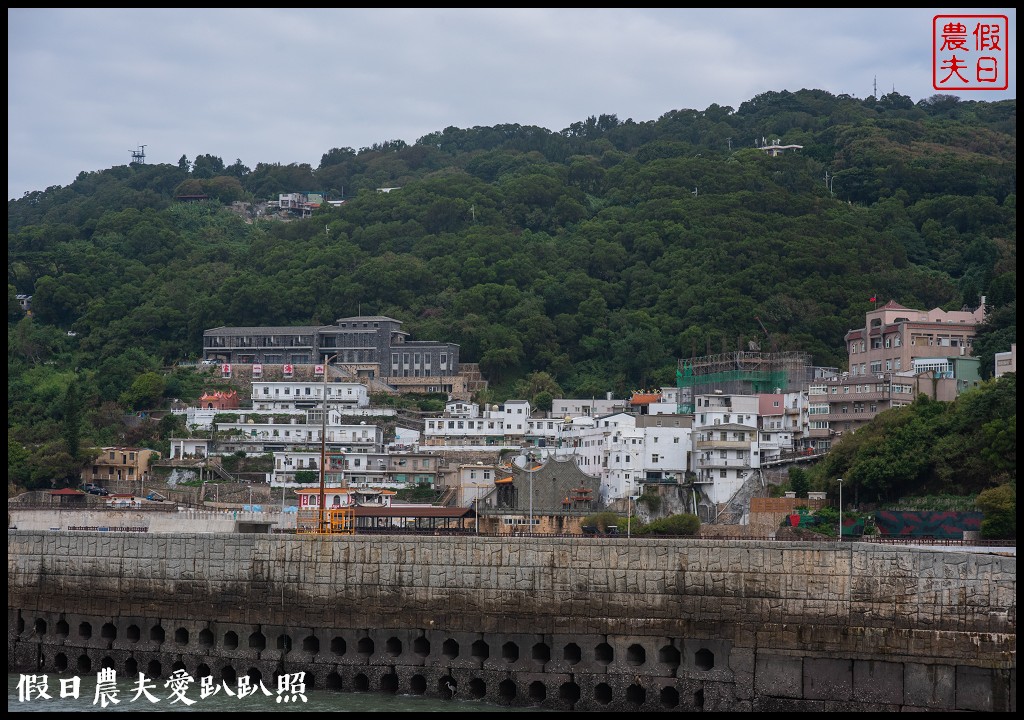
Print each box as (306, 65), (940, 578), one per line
(7, 89), (1016, 493)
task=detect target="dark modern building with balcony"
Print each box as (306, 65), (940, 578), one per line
(203, 315), (460, 381)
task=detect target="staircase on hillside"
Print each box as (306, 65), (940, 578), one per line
(330, 364), (397, 395)
(712, 469), (767, 525)
(436, 486), (458, 507)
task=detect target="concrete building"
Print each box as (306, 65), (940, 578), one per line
(994, 343), (1016, 377)
(271, 449), (440, 489)
(844, 299), (985, 379)
(806, 299), (989, 443)
(251, 380), (369, 410)
(692, 393), (760, 505)
(476, 456), (603, 535)
(202, 315), (461, 390)
(550, 396), (628, 419)
(81, 447), (160, 488)
(438, 462), (502, 507)
(421, 400), (532, 450)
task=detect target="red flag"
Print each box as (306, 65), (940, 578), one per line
(869, 295), (877, 303)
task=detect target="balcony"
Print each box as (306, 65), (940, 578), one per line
(694, 439), (750, 450)
(696, 458), (751, 470)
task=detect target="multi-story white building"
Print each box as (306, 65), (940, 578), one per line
(438, 463), (502, 507)
(755, 392), (807, 461)
(250, 380), (368, 410)
(550, 396), (628, 419)
(421, 400), (532, 450)
(692, 393), (761, 504)
(271, 449), (440, 488)
(214, 409), (382, 456)
(600, 414), (691, 502)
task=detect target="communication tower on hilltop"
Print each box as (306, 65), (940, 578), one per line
(130, 145), (147, 165)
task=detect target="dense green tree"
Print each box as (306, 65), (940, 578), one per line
(789, 467), (810, 498)
(5, 89), (1016, 498)
(975, 484), (1015, 539)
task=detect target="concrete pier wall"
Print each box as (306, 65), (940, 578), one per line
(7, 531), (1016, 711)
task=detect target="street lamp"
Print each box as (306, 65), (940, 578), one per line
(837, 478), (843, 542)
(318, 354), (337, 533)
(627, 494), (640, 539)
(527, 451), (536, 534)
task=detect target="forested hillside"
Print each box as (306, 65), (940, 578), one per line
(7, 89), (1017, 490)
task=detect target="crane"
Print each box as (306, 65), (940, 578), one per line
(754, 316), (778, 353)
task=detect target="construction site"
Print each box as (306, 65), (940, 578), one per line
(675, 350), (816, 413)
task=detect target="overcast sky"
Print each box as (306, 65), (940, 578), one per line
(8, 8), (1016, 200)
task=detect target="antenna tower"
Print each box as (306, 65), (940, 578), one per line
(130, 145), (147, 165)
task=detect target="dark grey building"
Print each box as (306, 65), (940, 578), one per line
(203, 316), (459, 379)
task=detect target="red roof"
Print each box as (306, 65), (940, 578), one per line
(51, 488), (86, 495)
(630, 392), (661, 405)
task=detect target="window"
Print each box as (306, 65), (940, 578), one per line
(652, 454), (659, 463)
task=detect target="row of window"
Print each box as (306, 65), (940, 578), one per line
(205, 336), (313, 348)
(391, 352), (448, 367)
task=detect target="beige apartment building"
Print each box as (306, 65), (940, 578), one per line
(81, 447), (160, 488)
(807, 299), (986, 450)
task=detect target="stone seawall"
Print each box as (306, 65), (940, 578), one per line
(7, 531), (1016, 711)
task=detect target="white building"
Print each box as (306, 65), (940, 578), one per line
(270, 449), (441, 488)
(251, 380), (369, 410)
(550, 397), (628, 419)
(214, 409), (382, 457)
(692, 393), (760, 504)
(755, 392), (808, 461)
(422, 400), (532, 450)
(994, 343), (1016, 377)
(439, 463), (501, 507)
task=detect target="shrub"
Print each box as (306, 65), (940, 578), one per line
(635, 513), (700, 536)
(637, 491), (661, 513)
(976, 484), (1016, 540)
(582, 511), (621, 533)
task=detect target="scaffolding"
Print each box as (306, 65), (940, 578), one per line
(676, 351), (813, 413)
(296, 505), (355, 534)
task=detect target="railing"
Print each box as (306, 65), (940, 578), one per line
(9, 503), (178, 513)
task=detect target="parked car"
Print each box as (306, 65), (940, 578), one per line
(146, 492), (166, 502)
